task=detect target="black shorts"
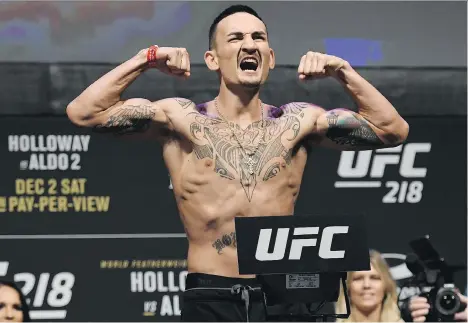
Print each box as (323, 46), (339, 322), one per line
(180, 273), (267, 322)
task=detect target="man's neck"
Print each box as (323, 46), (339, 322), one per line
(216, 83), (263, 125)
(351, 304), (382, 322)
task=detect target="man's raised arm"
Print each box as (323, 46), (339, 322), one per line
(296, 51), (409, 151)
(66, 46), (191, 137)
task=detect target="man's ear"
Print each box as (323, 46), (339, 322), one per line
(204, 50), (219, 71)
(269, 48), (276, 70)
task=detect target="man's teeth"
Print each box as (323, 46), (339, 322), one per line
(240, 58), (259, 71)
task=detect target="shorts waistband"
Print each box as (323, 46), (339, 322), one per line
(185, 273), (262, 289)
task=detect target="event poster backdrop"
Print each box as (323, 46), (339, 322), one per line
(0, 117), (183, 235)
(0, 116), (466, 321)
(0, 238), (188, 321)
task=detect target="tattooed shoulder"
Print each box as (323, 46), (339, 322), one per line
(280, 102), (324, 119)
(172, 97), (195, 110)
(281, 102), (309, 115)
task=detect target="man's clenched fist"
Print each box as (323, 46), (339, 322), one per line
(139, 46), (191, 78)
(297, 51), (348, 80)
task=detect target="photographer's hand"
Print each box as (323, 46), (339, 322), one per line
(454, 292), (467, 322)
(409, 296), (430, 322)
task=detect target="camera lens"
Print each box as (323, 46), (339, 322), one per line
(440, 295), (457, 311)
(435, 288), (460, 316)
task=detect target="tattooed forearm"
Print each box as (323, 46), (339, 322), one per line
(93, 104), (155, 135)
(325, 111), (384, 146)
(212, 232), (237, 254)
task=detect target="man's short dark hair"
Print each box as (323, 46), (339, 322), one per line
(208, 4), (266, 49)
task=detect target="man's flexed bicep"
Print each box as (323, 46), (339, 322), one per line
(312, 108), (405, 151)
(68, 97), (174, 139)
(92, 98), (171, 135)
(66, 45), (193, 140)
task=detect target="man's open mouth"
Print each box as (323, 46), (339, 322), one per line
(239, 57), (259, 71)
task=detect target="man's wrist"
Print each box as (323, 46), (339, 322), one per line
(132, 49), (153, 70)
(146, 45), (159, 67)
(335, 61), (354, 77)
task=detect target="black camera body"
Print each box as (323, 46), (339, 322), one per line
(405, 236), (466, 322)
(418, 282), (466, 321)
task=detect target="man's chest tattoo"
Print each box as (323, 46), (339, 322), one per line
(189, 112), (302, 201)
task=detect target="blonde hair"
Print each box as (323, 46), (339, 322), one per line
(335, 250), (402, 322)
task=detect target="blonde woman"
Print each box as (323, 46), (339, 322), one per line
(336, 250), (403, 322)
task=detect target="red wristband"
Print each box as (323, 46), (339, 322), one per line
(147, 45), (159, 66)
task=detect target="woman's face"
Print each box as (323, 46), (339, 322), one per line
(349, 264), (386, 313)
(0, 285), (24, 322)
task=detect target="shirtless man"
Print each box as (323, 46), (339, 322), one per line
(66, 4), (409, 322)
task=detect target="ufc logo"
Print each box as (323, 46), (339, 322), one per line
(255, 226), (348, 261)
(338, 143), (431, 178)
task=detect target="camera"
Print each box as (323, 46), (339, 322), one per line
(403, 236), (466, 322)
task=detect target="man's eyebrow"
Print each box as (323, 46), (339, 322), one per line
(226, 31), (267, 37)
(227, 31), (244, 37)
